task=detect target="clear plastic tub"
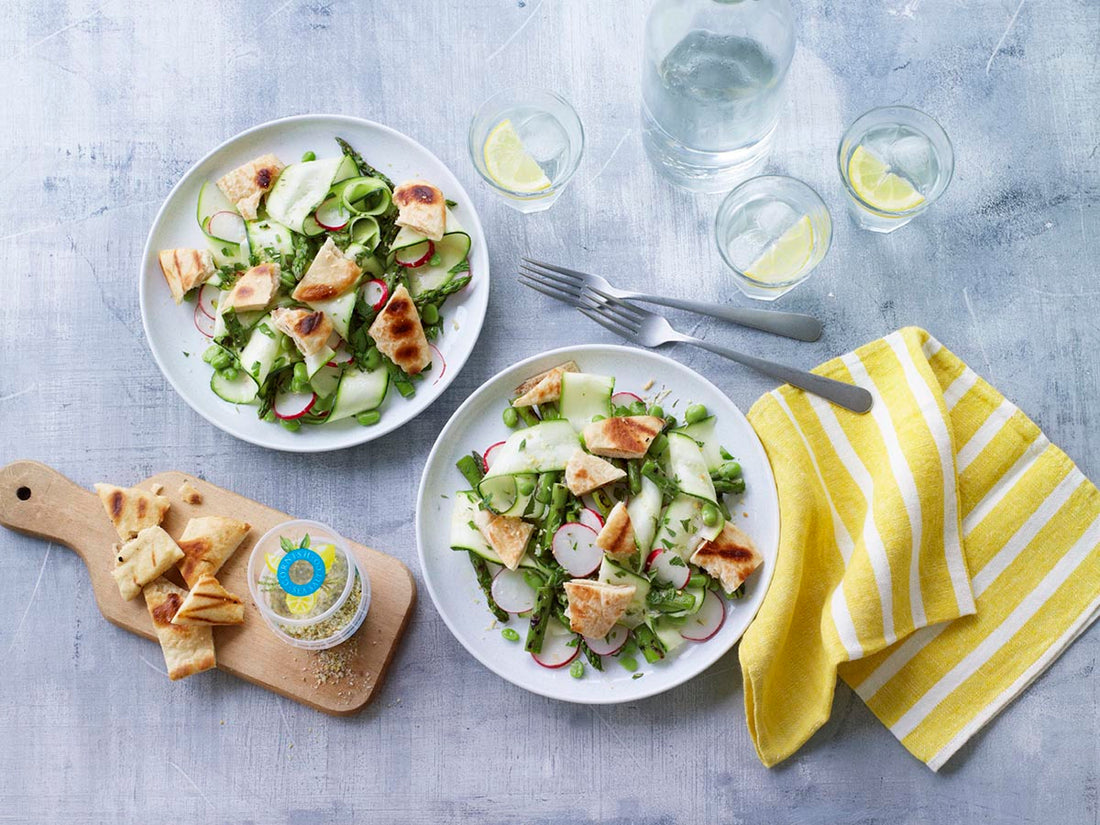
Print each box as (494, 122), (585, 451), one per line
(247, 519), (370, 650)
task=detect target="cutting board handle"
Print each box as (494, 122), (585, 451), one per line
(0, 461), (104, 562)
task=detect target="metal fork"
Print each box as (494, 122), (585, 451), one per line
(521, 257), (822, 342)
(571, 286), (873, 413)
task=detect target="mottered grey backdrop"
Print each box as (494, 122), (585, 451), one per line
(0, 1), (1097, 823)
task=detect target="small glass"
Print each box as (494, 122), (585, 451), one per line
(716, 175), (832, 301)
(838, 105), (954, 233)
(468, 88), (585, 213)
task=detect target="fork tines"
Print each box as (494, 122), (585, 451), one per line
(518, 262), (582, 306)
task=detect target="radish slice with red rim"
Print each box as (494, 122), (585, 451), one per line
(429, 344), (446, 386)
(273, 390), (316, 420)
(680, 589), (726, 641)
(531, 627), (580, 669)
(482, 441), (506, 473)
(552, 522), (602, 577)
(584, 625), (629, 656)
(646, 548), (690, 590)
(326, 346), (353, 367)
(206, 211), (246, 243)
(315, 196), (350, 231)
(611, 391), (643, 407)
(490, 569), (537, 614)
(363, 278), (388, 311)
(193, 302), (215, 337)
(578, 507), (604, 531)
(395, 240), (433, 268)
(197, 284), (218, 319)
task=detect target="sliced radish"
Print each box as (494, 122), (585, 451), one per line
(552, 522), (602, 577)
(197, 283), (218, 319)
(206, 211), (246, 243)
(429, 344), (446, 386)
(680, 590), (726, 642)
(482, 441), (505, 473)
(491, 569), (537, 614)
(194, 302), (214, 337)
(584, 625), (629, 656)
(273, 390), (316, 420)
(611, 391), (643, 407)
(579, 507), (604, 532)
(646, 548), (690, 589)
(326, 346), (353, 367)
(363, 278), (388, 311)
(315, 196), (350, 231)
(395, 240), (434, 268)
(531, 629), (580, 669)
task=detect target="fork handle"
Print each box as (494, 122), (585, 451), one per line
(684, 337), (873, 413)
(633, 295), (823, 342)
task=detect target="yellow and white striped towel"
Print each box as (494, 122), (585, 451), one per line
(740, 327), (1100, 770)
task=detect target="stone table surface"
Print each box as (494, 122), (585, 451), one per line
(1, 1), (1097, 823)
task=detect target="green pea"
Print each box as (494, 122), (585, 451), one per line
(502, 406), (519, 428)
(501, 627), (520, 642)
(648, 404), (664, 419)
(211, 351), (232, 370)
(263, 410), (276, 422)
(365, 347), (382, 370)
(290, 379), (310, 394)
(301, 150), (316, 162)
(685, 403), (708, 424)
(202, 345), (221, 364)
(569, 660), (585, 679)
(421, 303), (440, 325)
(664, 416), (677, 429)
(688, 573), (711, 589)
(293, 362), (309, 382)
(280, 418), (301, 431)
(701, 502), (721, 527)
(219, 366), (239, 381)
(517, 478), (535, 496)
(721, 460), (742, 479)
(629, 400), (646, 415)
(356, 410), (381, 426)
(619, 655), (638, 672)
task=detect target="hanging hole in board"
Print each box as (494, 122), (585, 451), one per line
(16, 486), (31, 501)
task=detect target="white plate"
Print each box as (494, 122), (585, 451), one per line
(416, 345), (780, 703)
(139, 114), (489, 452)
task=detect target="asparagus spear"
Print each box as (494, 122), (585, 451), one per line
(412, 274), (472, 309)
(514, 404), (540, 427)
(646, 588), (698, 613)
(627, 459), (643, 496)
(468, 551), (508, 623)
(456, 453), (485, 488)
(634, 624), (666, 664)
(525, 576), (561, 654)
(334, 136), (395, 188)
(538, 483), (569, 558)
(579, 638), (604, 671)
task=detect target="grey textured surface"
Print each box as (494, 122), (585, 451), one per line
(1, 1), (1097, 823)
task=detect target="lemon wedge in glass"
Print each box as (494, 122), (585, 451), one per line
(745, 216), (815, 283)
(847, 146), (925, 212)
(483, 119), (552, 193)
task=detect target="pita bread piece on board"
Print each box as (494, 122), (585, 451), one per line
(112, 526), (186, 601)
(177, 516), (252, 588)
(216, 153), (285, 220)
(690, 522), (763, 594)
(563, 580), (636, 639)
(582, 416), (665, 460)
(473, 508), (533, 570)
(368, 284), (431, 375)
(595, 502), (636, 560)
(94, 483), (171, 540)
(513, 361), (580, 407)
(158, 248), (214, 304)
(143, 578), (216, 680)
(172, 575), (245, 626)
(564, 450), (625, 496)
(393, 180), (446, 241)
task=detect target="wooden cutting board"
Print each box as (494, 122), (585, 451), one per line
(0, 460), (415, 716)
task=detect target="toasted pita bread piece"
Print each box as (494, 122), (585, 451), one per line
(221, 262), (280, 312)
(172, 575), (245, 626)
(513, 361), (580, 407)
(473, 508), (533, 570)
(393, 180), (446, 241)
(582, 416), (665, 460)
(595, 501), (636, 560)
(158, 248), (215, 304)
(94, 483), (171, 540)
(112, 526), (185, 601)
(368, 284), (431, 375)
(690, 522), (762, 594)
(292, 237), (361, 303)
(272, 307), (333, 357)
(143, 578), (216, 680)
(178, 481), (203, 505)
(216, 153), (285, 220)
(176, 516), (251, 588)
(564, 449), (625, 496)
(563, 580), (636, 639)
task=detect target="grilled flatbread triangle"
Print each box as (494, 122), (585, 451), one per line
(473, 508), (533, 570)
(582, 416), (665, 460)
(690, 522), (763, 594)
(112, 525), (185, 601)
(292, 237), (361, 303)
(172, 575), (245, 626)
(94, 483), (171, 540)
(563, 580), (636, 639)
(368, 284), (431, 376)
(595, 501), (636, 560)
(393, 180), (446, 241)
(176, 516), (251, 588)
(513, 361), (580, 407)
(565, 449), (626, 496)
(143, 578), (216, 680)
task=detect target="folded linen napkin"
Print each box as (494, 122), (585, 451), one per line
(740, 327), (1100, 770)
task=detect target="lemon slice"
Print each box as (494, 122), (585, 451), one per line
(847, 146), (925, 212)
(285, 593), (317, 615)
(317, 543), (336, 573)
(745, 216), (815, 284)
(265, 552), (282, 574)
(483, 119), (552, 193)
